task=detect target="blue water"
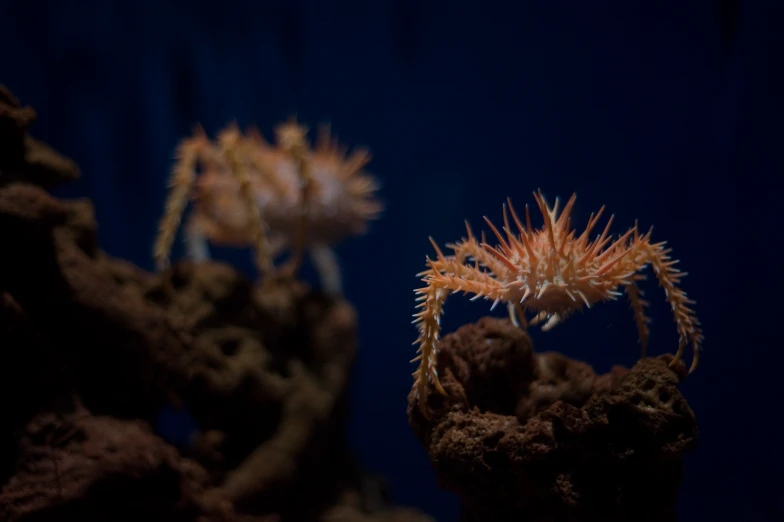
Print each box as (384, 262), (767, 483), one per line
(1, 1), (781, 520)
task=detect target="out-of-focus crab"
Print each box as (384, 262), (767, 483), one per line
(153, 120), (382, 295)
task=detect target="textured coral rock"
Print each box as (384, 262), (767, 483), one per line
(0, 402), (205, 522)
(0, 85), (433, 522)
(408, 317), (698, 522)
(0, 84), (79, 188)
(140, 261), (361, 518)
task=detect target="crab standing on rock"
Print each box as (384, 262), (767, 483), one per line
(153, 119), (383, 296)
(412, 190), (703, 417)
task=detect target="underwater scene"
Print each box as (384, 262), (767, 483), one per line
(0, 1), (780, 521)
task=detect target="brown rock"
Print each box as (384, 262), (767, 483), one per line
(0, 85), (434, 522)
(0, 84), (79, 189)
(0, 401), (204, 522)
(0, 180), (191, 421)
(408, 317), (698, 522)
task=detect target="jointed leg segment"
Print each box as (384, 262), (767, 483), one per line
(623, 275), (651, 357)
(412, 237), (508, 417)
(275, 121), (314, 279)
(218, 128), (275, 279)
(184, 220), (211, 262)
(637, 240), (703, 373)
(309, 244), (343, 297)
(154, 134), (205, 272)
(154, 126), (278, 280)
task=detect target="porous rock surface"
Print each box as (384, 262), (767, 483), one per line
(408, 317), (698, 522)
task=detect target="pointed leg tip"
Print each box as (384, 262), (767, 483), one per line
(688, 355), (700, 375)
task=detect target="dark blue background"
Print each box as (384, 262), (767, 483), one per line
(2, 1), (781, 520)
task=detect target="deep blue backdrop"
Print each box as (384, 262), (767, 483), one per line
(2, 0), (781, 520)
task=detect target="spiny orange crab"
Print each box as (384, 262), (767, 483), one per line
(412, 190), (703, 416)
(153, 119), (383, 295)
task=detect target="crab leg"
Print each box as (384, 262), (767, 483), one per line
(507, 303), (519, 327)
(623, 275), (651, 357)
(637, 240), (703, 373)
(309, 243), (343, 297)
(184, 219), (211, 262)
(412, 238), (507, 418)
(219, 128), (276, 279)
(275, 121), (314, 278)
(153, 132), (210, 271)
